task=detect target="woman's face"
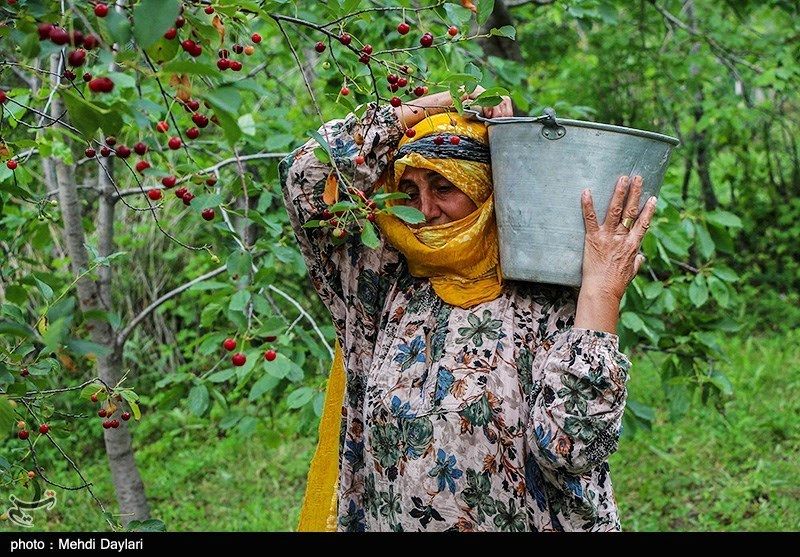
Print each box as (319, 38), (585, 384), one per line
(397, 167), (478, 227)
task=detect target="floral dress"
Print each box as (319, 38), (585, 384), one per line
(279, 104), (631, 532)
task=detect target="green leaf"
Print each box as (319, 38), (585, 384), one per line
(208, 369), (236, 383)
(489, 26), (516, 40)
(688, 275), (709, 307)
(286, 386), (315, 409)
(161, 59), (219, 76)
(248, 373), (278, 402)
(360, 220), (380, 249)
(386, 205), (426, 224)
(238, 114), (256, 136)
(372, 192), (409, 203)
(128, 400), (142, 421)
(80, 383), (107, 401)
(65, 339), (112, 357)
(187, 384), (209, 416)
(620, 311), (646, 332)
(694, 222), (715, 259)
(313, 147), (330, 164)
(705, 210), (743, 229)
(227, 250), (252, 278)
(127, 519), (166, 532)
(477, 0), (495, 25)
(228, 289), (251, 312)
(0, 396), (16, 438)
(61, 91), (124, 137)
(133, 0), (180, 49)
(708, 369), (733, 397)
(443, 3), (473, 27)
(643, 281), (664, 300)
(33, 276), (54, 301)
(104, 9), (132, 45)
(711, 266), (738, 283)
(205, 86), (243, 116)
(707, 275), (730, 307)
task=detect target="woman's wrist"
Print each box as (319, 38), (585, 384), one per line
(393, 91), (455, 129)
(573, 287), (621, 334)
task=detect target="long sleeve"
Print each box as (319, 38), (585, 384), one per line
(279, 103), (405, 344)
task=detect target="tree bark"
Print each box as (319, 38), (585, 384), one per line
(47, 54), (150, 526)
(479, 0), (524, 64)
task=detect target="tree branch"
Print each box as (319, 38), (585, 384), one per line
(115, 265), (227, 348)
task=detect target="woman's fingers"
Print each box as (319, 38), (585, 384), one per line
(633, 253), (645, 275)
(619, 175), (643, 232)
(630, 195), (658, 243)
(581, 189), (600, 234)
(602, 176), (629, 229)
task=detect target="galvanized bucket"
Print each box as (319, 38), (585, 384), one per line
(467, 108), (680, 287)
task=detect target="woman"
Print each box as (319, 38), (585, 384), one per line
(280, 88), (655, 532)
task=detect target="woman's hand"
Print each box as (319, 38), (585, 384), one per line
(573, 175), (657, 333)
(464, 85), (514, 118)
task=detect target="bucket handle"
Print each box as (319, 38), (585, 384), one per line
(464, 107), (567, 140)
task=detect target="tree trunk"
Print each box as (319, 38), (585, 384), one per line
(479, 0), (524, 63)
(47, 55), (150, 526)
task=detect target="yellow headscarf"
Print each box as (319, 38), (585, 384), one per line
(297, 112), (501, 531)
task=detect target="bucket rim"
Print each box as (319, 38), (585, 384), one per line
(474, 114), (680, 146)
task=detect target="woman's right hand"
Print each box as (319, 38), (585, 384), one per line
(464, 85), (513, 119)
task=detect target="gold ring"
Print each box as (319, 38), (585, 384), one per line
(621, 217), (634, 230)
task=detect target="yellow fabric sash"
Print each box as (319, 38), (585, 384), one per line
(297, 112), (502, 531)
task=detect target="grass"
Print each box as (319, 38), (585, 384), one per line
(2, 330), (798, 531)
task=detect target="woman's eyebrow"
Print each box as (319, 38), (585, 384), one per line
(397, 179), (417, 189)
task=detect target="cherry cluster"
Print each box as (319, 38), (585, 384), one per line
(222, 336), (279, 367)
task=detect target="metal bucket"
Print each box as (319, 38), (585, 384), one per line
(468, 108), (680, 287)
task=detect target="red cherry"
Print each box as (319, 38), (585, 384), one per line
(39, 424), (49, 434)
(85, 147), (96, 158)
(362, 44), (373, 55)
(68, 49), (86, 67)
(181, 39), (195, 52)
(175, 15), (185, 28)
(414, 86), (425, 97)
(204, 6), (214, 14)
(70, 30), (84, 46)
(187, 99), (200, 111)
(161, 176), (177, 188)
(218, 48), (230, 58)
(201, 208), (215, 221)
(100, 146), (111, 157)
(110, 419), (120, 428)
(339, 33), (351, 46)
(450, 135), (461, 145)
(164, 27), (177, 40)
(147, 189), (162, 201)
(37, 23), (54, 41)
(232, 43), (244, 54)
(83, 72), (92, 82)
(18, 430), (29, 440)
(205, 175), (218, 186)
(175, 187), (188, 199)
(355, 154), (365, 165)
(405, 129), (416, 138)
(105, 135), (117, 146)
(115, 145), (131, 158)
(433, 136), (444, 145)
(94, 3), (109, 17)
(134, 142), (148, 156)
(91, 393), (99, 402)
(20, 367), (29, 377)
(6, 160), (18, 170)
(387, 74), (398, 84)
(222, 337), (237, 352)
(49, 27), (70, 45)
(102, 420), (111, 429)
(156, 121), (169, 133)
(231, 353), (246, 367)
(229, 60), (242, 71)
(121, 412), (131, 421)
(97, 408), (106, 419)
(189, 43), (202, 57)
(192, 113), (209, 128)
(340, 86), (350, 96)
(397, 22), (410, 35)
(359, 53), (370, 64)
(251, 33), (262, 44)
(390, 96), (402, 107)
(182, 192), (194, 206)
(168, 136), (182, 150)
(367, 212), (376, 222)
(217, 58), (230, 70)
(88, 77), (114, 93)
(83, 34), (99, 50)
(264, 349), (277, 362)
(186, 127), (200, 140)
(63, 70), (76, 81)
(448, 26), (459, 37)
(135, 160), (151, 173)
(265, 335), (278, 342)
(315, 41), (326, 53)
(420, 33), (433, 47)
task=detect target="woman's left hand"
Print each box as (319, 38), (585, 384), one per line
(579, 175), (656, 302)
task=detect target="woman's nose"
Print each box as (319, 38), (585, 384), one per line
(419, 191), (441, 222)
